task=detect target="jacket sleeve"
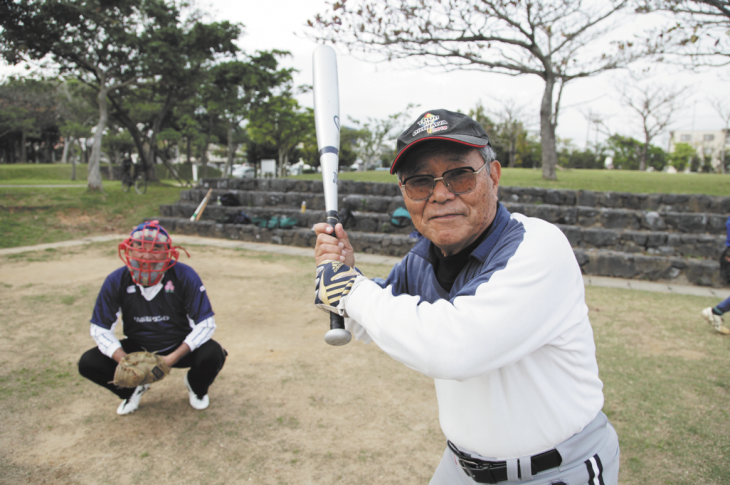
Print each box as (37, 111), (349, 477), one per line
(343, 222), (588, 381)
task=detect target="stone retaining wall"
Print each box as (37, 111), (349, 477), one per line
(157, 216), (725, 287)
(199, 178), (730, 214)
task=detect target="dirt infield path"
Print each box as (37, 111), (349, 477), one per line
(0, 242), (442, 485)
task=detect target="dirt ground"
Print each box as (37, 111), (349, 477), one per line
(0, 242), (443, 485)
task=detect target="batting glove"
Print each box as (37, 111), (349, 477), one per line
(315, 260), (362, 316)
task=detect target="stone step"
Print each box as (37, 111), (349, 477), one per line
(556, 225), (724, 259)
(180, 188), (406, 215)
(508, 203), (727, 235)
(156, 217), (417, 257)
(156, 216), (726, 288)
(162, 203), (725, 258)
(198, 178), (730, 214)
(176, 189), (728, 235)
(159, 203), (416, 235)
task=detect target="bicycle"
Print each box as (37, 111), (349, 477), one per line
(121, 163), (147, 194)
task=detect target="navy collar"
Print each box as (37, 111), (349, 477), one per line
(410, 203), (511, 264)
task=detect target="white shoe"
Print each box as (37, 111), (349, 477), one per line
(184, 374), (209, 410)
(117, 384), (150, 415)
(701, 307), (730, 335)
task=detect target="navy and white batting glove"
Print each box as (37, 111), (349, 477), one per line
(315, 260), (362, 316)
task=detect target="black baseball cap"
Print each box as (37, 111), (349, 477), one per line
(390, 109), (492, 174)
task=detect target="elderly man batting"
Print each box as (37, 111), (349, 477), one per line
(313, 109), (619, 484)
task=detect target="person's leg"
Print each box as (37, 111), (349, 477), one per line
(173, 339), (226, 398)
(78, 345), (135, 399)
(429, 447), (473, 485)
(714, 293), (730, 315)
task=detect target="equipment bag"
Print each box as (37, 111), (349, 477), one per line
(278, 216), (298, 229)
(218, 192), (239, 207)
(251, 217), (268, 228)
(233, 212), (252, 225)
(390, 207), (412, 227)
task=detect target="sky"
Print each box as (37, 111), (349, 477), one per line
(2, 0), (728, 151)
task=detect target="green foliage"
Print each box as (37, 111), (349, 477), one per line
(346, 105), (417, 170)
(670, 142), (697, 171)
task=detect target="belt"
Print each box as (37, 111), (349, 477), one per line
(447, 441), (562, 484)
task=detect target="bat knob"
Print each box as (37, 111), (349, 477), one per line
(324, 328), (352, 346)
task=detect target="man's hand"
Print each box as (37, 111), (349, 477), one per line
(315, 260), (362, 316)
(161, 343), (190, 368)
(112, 348), (128, 364)
(314, 223), (355, 268)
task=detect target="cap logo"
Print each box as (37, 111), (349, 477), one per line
(412, 113), (448, 137)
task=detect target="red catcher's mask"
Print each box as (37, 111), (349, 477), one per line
(118, 220), (189, 286)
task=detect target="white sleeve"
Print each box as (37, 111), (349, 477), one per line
(183, 315), (216, 351)
(90, 318), (122, 358)
(342, 222), (588, 381)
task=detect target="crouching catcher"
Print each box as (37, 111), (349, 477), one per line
(78, 220), (227, 415)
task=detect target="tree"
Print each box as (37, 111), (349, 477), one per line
(248, 91), (314, 177)
(606, 134), (643, 169)
(670, 141), (697, 170)
(644, 0), (730, 65)
(1, 0), (150, 190)
(348, 105), (416, 170)
(107, 5), (241, 184)
(309, 0), (651, 180)
(709, 95), (730, 173)
(205, 53), (294, 178)
(471, 99), (532, 168)
(0, 77), (60, 164)
(615, 74), (684, 170)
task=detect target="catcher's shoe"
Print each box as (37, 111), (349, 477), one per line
(117, 384), (150, 415)
(184, 374), (209, 410)
(701, 307), (730, 335)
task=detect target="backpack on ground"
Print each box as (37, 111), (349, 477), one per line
(390, 207), (412, 228)
(217, 192), (239, 207)
(232, 212), (252, 225)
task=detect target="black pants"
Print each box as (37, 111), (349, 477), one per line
(78, 339), (226, 400)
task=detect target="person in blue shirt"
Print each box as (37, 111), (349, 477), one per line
(78, 220), (226, 415)
(700, 215), (730, 334)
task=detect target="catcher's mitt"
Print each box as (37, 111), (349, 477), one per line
(112, 351), (171, 388)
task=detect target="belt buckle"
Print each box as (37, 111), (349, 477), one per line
(458, 458), (498, 484)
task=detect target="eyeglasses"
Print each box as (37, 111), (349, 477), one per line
(401, 163), (489, 201)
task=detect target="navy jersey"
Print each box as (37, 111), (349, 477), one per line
(91, 262), (214, 352)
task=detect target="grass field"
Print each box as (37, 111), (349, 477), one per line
(0, 162), (221, 185)
(0, 242), (728, 484)
(294, 167), (730, 196)
(1, 185), (181, 248)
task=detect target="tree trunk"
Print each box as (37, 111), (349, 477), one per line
(224, 122), (234, 179)
(71, 143), (78, 181)
(278, 146), (286, 178)
(540, 74), (558, 181)
(639, 139), (648, 171)
(20, 131), (27, 164)
(61, 136), (73, 165)
(200, 116), (213, 180)
(87, 83), (109, 191)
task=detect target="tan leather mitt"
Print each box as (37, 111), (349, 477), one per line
(112, 351), (171, 388)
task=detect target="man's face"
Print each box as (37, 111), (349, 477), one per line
(398, 148), (501, 256)
(130, 239), (168, 269)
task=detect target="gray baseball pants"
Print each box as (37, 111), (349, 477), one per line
(430, 411), (619, 485)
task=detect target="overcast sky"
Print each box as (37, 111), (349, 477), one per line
(2, 0), (728, 151)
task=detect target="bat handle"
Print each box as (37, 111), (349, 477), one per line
(323, 210), (352, 347)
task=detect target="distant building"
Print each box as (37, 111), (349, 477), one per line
(668, 129), (729, 170)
